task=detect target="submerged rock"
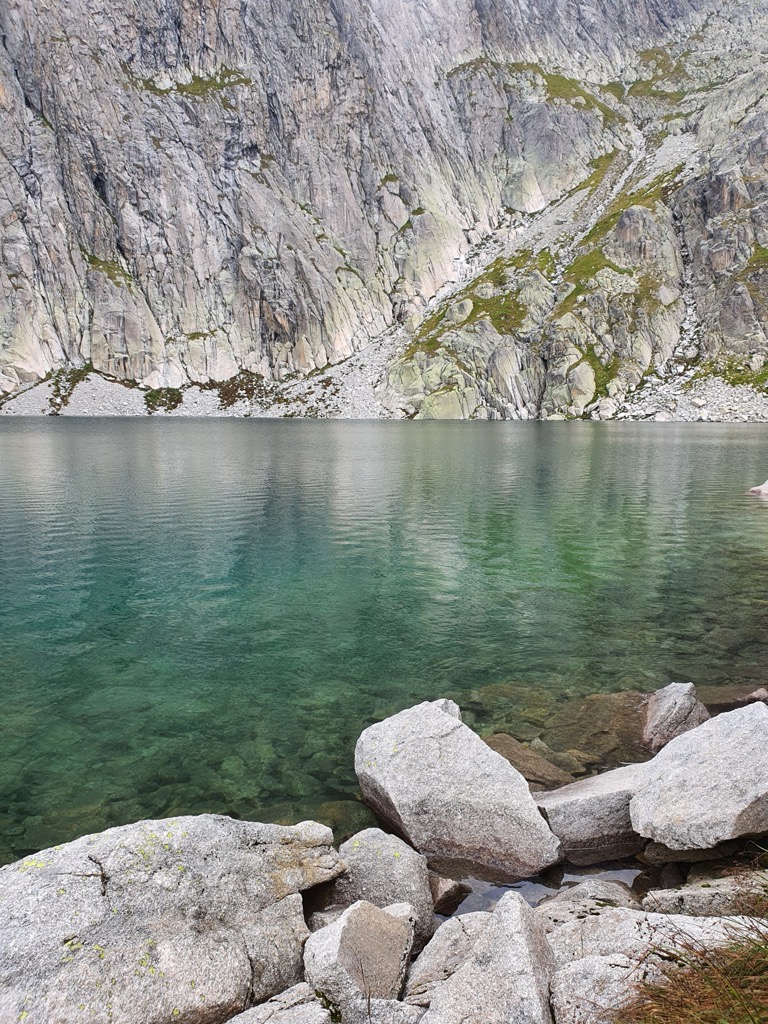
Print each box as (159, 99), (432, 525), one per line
(355, 700), (562, 881)
(540, 691), (651, 768)
(484, 733), (576, 789)
(0, 815), (343, 1024)
(630, 703), (768, 849)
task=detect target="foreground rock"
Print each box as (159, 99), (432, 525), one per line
(630, 703), (768, 848)
(550, 954), (661, 1024)
(355, 700), (562, 881)
(641, 682), (710, 753)
(303, 901), (415, 1024)
(420, 893), (555, 1024)
(0, 816), (343, 1024)
(536, 764), (646, 865)
(323, 829), (435, 948)
(229, 984), (331, 1024)
(536, 879), (641, 931)
(403, 913), (490, 1007)
(642, 867), (768, 916)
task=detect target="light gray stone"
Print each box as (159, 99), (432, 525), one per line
(536, 880), (641, 931)
(355, 701), (562, 881)
(642, 869), (768, 916)
(630, 703), (768, 849)
(419, 892), (555, 1024)
(0, 815), (343, 1024)
(427, 873), (471, 916)
(303, 901), (415, 1024)
(228, 984), (331, 1024)
(641, 682), (710, 753)
(327, 829), (435, 948)
(536, 764), (647, 865)
(550, 954), (663, 1024)
(403, 912), (491, 1007)
(547, 906), (767, 969)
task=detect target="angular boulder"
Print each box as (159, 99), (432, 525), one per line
(325, 828), (435, 948)
(303, 901), (415, 1024)
(536, 764), (647, 865)
(419, 892), (555, 1024)
(403, 912), (491, 1007)
(427, 872), (471, 916)
(0, 816), (344, 1024)
(642, 867), (768, 916)
(630, 703), (768, 849)
(355, 701), (562, 881)
(641, 682), (710, 753)
(536, 879), (641, 931)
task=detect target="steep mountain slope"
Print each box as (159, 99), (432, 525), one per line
(2, 0), (768, 418)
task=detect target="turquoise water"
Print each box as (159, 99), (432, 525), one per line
(2, 419), (768, 863)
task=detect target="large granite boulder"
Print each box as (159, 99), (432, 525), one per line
(419, 893), (555, 1024)
(630, 702), (768, 849)
(355, 701), (562, 881)
(303, 901), (415, 1024)
(550, 954), (661, 1024)
(403, 912), (491, 1007)
(536, 764), (647, 865)
(324, 829), (435, 948)
(641, 682), (710, 753)
(0, 815), (344, 1024)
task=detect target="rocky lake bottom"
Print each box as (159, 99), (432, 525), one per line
(3, 419), (768, 865)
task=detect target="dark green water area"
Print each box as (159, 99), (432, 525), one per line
(2, 419), (768, 865)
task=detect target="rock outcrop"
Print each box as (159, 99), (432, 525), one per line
(0, 815), (343, 1024)
(355, 700), (562, 881)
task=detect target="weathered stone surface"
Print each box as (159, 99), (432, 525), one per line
(536, 764), (647, 865)
(355, 701), (562, 881)
(550, 954), (662, 1024)
(548, 906), (767, 969)
(303, 901), (415, 1024)
(638, 839), (743, 864)
(539, 691), (651, 769)
(228, 984), (331, 1024)
(536, 880), (641, 931)
(641, 682), (710, 753)
(427, 873), (471, 916)
(484, 733), (576, 789)
(325, 829), (435, 948)
(419, 892), (555, 1024)
(0, 815), (343, 1024)
(630, 703), (768, 849)
(642, 868), (768, 916)
(403, 912), (491, 1007)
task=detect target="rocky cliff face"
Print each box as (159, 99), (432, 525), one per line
(3, 0), (768, 419)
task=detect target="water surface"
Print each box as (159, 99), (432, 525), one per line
(2, 420), (768, 862)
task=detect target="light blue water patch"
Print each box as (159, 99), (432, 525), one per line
(2, 419), (768, 862)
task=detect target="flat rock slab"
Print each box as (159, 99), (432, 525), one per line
(536, 879), (641, 931)
(419, 892), (555, 1024)
(228, 983), (332, 1024)
(536, 764), (646, 865)
(0, 815), (343, 1024)
(642, 868), (768, 916)
(355, 701), (562, 881)
(630, 702), (768, 849)
(304, 900), (415, 1024)
(327, 828), (435, 947)
(550, 954), (663, 1024)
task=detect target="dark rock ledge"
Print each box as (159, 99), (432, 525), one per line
(1, 685), (767, 1024)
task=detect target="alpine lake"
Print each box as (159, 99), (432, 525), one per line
(2, 418), (768, 865)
